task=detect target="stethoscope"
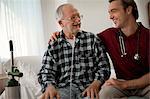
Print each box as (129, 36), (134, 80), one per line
(118, 24), (140, 61)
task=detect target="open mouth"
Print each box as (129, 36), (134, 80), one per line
(73, 23), (81, 28)
(73, 22), (80, 26)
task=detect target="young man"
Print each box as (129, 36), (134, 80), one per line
(38, 3), (110, 99)
(98, 0), (149, 98)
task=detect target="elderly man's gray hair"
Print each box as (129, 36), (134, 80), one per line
(55, 3), (73, 21)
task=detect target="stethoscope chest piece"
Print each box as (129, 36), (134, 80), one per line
(134, 53), (140, 61)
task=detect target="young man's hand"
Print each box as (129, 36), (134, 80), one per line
(104, 73), (150, 90)
(48, 32), (60, 44)
(103, 78), (126, 90)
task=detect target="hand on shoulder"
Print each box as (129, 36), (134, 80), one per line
(48, 31), (60, 44)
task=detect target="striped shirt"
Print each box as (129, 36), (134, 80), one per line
(38, 30), (110, 92)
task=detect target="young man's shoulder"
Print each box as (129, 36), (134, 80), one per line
(140, 24), (149, 34)
(101, 27), (118, 34)
(97, 27), (118, 37)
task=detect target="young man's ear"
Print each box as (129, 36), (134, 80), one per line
(126, 6), (132, 15)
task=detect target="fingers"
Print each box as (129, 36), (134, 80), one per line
(48, 31), (60, 44)
(52, 32), (59, 40)
(105, 78), (115, 86)
(82, 90), (86, 97)
(90, 89), (99, 99)
(82, 89), (90, 97)
(45, 91), (49, 99)
(56, 93), (60, 99)
(82, 88), (99, 99)
(56, 32), (60, 36)
(104, 78), (122, 89)
(86, 90), (90, 98)
(104, 81), (112, 86)
(90, 89), (94, 99)
(40, 92), (49, 99)
(48, 39), (52, 44)
(94, 89), (99, 99)
(52, 35), (56, 41)
(40, 93), (45, 99)
(41, 92), (59, 99)
(50, 95), (54, 99)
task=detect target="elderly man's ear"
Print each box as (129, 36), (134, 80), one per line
(58, 20), (64, 27)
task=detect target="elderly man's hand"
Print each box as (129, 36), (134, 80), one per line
(40, 84), (60, 99)
(82, 80), (101, 99)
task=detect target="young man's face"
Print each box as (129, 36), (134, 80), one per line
(60, 5), (81, 35)
(108, 0), (130, 28)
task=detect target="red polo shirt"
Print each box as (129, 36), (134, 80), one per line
(98, 24), (149, 80)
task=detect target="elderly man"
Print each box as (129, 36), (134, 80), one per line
(38, 3), (110, 99)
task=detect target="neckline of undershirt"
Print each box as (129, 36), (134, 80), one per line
(66, 37), (75, 48)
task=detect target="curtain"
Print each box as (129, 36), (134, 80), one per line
(0, 0), (45, 59)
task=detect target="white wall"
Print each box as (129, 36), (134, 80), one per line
(41, 0), (56, 47)
(68, 0), (112, 34)
(41, 0), (112, 41)
(135, 0), (150, 28)
(41, 0), (68, 45)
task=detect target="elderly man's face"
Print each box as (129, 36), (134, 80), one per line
(60, 5), (81, 35)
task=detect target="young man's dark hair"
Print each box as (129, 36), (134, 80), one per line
(109, 0), (139, 20)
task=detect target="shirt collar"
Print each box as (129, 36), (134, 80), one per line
(58, 30), (85, 42)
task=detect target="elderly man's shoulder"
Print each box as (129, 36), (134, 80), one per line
(81, 30), (97, 37)
(48, 36), (62, 49)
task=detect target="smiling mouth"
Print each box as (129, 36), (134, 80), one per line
(73, 24), (80, 26)
(73, 22), (81, 25)
(73, 22), (81, 27)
